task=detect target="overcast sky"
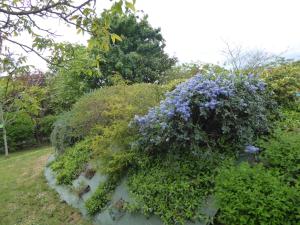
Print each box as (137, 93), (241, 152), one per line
(136, 0), (300, 63)
(11, 0), (300, 70)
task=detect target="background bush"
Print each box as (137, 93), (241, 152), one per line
(261, 61), (300, 107)
(36, 114), (58, 142)
(259, 129), (300, 184)
(0, 112), (35, 152)
(51, 111), (76, 154)
(160, 63), (228, 84)
(215, 163), (299, 225)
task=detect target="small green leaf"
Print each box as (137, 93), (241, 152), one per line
(113, 1), (123, 14)
(125, 1), (136, 11)
(70, 15), (79, 20)
(111, 33), (122, 44)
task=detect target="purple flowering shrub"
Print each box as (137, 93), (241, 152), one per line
(133, 73), (276, 153)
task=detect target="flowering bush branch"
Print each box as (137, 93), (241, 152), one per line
(132, 73), (276, 154)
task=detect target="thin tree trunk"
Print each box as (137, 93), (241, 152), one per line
(3, 125), (8, 156)
(0, 36), (9, 156)
(0, 104), (8, 156)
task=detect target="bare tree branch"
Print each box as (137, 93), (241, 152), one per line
(26, 15), (59, 37)
(64, 0), (96, 19)
(4, 37), (52, 64)
(0, 1), (68, 16)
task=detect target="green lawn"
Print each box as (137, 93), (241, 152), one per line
(0, 147), (92, 225)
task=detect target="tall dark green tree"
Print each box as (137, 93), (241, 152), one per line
(95, 13), (177, 83)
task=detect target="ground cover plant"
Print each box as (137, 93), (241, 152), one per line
(50, 138), (94, 185)
(127, 151), (230, 225)
(214, 105), (300, 225)
(259, 111), (300, 184)
(215, 163), (299, 225)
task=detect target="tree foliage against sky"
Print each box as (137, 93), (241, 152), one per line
(45, 13), (176, 112)
(47, 45), (96, 112)
(0, 0), (135, 69)
(95, 13), (177, 83)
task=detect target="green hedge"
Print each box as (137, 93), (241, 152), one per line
(0, 112), (35, 152)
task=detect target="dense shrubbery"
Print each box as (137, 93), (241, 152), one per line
(36, 114), (58, 142)
(276, 107), (300, 131)
(50, 82), (178, 215)
(91, 122), (136, 177)
(259, 130), (300, 184)
(51, 83), (167, 153)
(261, 61), (300, 107)
(215, 163), (299, 225)
(49, 64), (299, 225)
(0, 112), (36, 152)
(133, 73), (276, 154)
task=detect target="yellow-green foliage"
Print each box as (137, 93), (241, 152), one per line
(51, 83), (168, 153)
(276, 107), (300, 131)
(259, 129), (300, 183)
(51, 138), (93, 185)
(261, 62), (300, 107)
(162, 78), (187, 91)
(92, 121), (136, 176)
(73, 83), (166, 127)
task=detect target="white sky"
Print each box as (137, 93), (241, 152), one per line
(8, 0), (300, 70)
(136, 0), (300, 63)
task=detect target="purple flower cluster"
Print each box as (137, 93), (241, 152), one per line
(246, 74), (266, 92)
(134, 74), (235, 129)
(245, 145), (260, 154)
(133, 73), (267, 143)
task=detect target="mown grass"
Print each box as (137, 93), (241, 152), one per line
(0, 147), (91, 225)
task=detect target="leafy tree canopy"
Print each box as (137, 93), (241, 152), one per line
(94, 13), (177, 83)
